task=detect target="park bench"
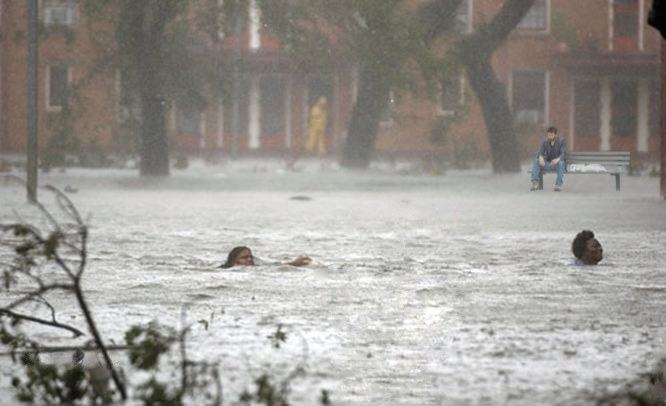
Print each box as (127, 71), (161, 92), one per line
(531, 151), (631, 191)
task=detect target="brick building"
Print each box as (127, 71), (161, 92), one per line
(375, 0), (661, 162)
(0, 0), (661, 164)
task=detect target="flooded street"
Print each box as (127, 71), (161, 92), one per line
(1, 162), (665, 405)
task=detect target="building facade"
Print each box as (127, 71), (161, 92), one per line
(0, 0), (661, 164)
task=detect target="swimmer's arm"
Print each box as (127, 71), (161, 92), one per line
(283, 255), (312, 267)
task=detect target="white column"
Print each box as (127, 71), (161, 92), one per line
(600, 78), (611, 151)
(285, 75), (292, 149)
(637, 78), (650, 152)
(199, 112), (206, 150)
(217, 102), (224, 149)
(249, 0), (261, 50)
(248, 76), (260, 149)
(568, 79), (575, 151)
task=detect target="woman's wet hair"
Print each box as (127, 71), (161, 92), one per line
(572, 230), (595, 259)
(221, 246), (250, 268)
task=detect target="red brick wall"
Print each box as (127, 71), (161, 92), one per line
(661, 40), (666, 199)
(0, 2), (118, 155)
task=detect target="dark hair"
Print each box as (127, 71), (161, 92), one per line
(546, 126), (558, 134)
(220, 246), (250, 268)
(572, 230), (595, 259)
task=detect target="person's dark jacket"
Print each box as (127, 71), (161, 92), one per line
(537, 138), (566, 162)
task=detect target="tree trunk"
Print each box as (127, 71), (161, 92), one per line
(456, 0), (535, 173)
(117, 0), (172, 177)
(137, 2), (170, 177)
(341, 65), (391, 168)
(138, 85), (170, 176)
(339, 0), (464, 169)
(463, 55), (520, 173)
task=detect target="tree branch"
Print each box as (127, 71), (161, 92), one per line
(460, 0), (536, 56)
(5, 283), (75, 310)
(0, 309), (84, 337)
(419, 0), (466, 43)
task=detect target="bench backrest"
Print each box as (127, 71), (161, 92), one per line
(567, 152), (630, 173)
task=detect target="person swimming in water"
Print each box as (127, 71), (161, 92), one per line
(571, 230), (603, 265)
(220, 246), (312, 268)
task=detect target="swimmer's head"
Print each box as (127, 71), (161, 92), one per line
(221, 246), (254, 268)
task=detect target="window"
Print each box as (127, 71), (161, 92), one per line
(379, 90), (395, 126)
(517, 0), (548, 31)
(574, 80), (601, 137)
(224, 77), (250, 139)
(611, 81), (637, 137)
(177, 105), (202, 135)
(42, 0), (77, 27)
(454, 0), (472, 34)
(512, 70), (546, 124)
(47, 64), (69, 110)
(259, 76), (286, 136)
(438, 74), (465, 115)
(612, 0), (639, 51)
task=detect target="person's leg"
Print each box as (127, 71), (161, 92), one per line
(318, 131), (327, 157)
(531, 158), (542, 182)
(555, 160), (565, 186)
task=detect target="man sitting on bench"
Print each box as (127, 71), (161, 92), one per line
(531, 126), (566, 192)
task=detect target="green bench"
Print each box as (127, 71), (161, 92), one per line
(531, 151), (631, 191)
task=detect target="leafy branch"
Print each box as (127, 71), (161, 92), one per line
(0, 180), (127, 400)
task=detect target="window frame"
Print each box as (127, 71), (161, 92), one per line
(259, 74), (287, 136)
(41, 0), (78, 27)
(379, 90), (396, 127)
(454, 0), (473, 34)
(516, 0), (550, 34)
(572, 79), (602, 138)
(176, 104), (204, 135)
(510, 69), (549, 125)
(45, 64), (71, 112)
(437, 74), (466, 116)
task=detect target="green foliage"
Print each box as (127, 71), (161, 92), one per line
(12, 352), (89, 404)
(240, 374), (289, 406)
(320, 389), (331, 405)
(268, 324), (287, 349)
(259, 0), (438, 91)
(44, 232), (61, 260)
(125, 322), (175, 370)
(136, 377), (184, 406)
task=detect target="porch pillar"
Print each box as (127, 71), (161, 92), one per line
(637, 78), (650, 153)
(249, 0), (261, 50)
(285, 75), (293, 149)
(248, 76), (260, 149)
(600, 78), (611, 151)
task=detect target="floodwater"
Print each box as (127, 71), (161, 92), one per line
(1, 160), (665, 405)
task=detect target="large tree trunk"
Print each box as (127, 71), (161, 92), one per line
(137, 1), (170, 177)
(341, 65), (391, 168)
(117, 0), (173, 177)
(463, 55), (519, 172)
(340, 0), (464, 169)
(456, 0), (535, 173)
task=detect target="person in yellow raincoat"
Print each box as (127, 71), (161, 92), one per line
(306, 96), (328, 156)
